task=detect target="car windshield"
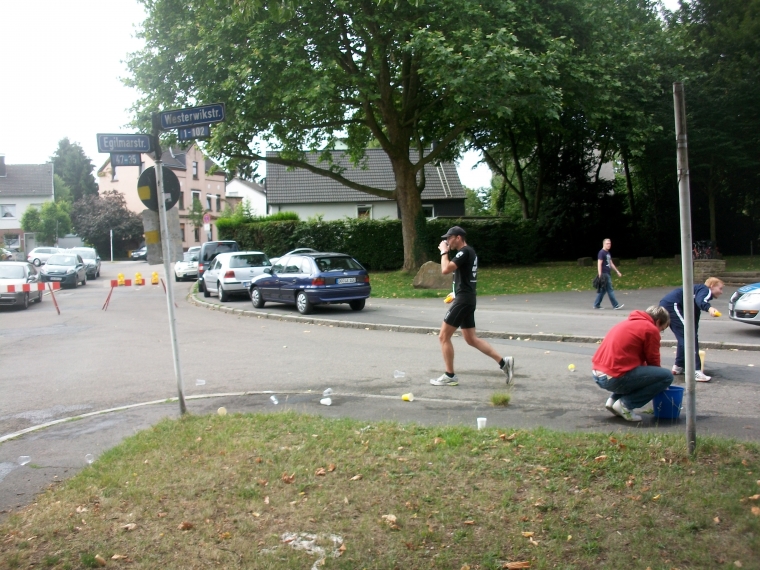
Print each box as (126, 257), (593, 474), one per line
(46, 255), (77, 266)
(183, 253), (198, 262)
(0, 266), (25, 279)
(230, 254), (270, 268)
(74, 250), (96, 259)
(315, 256), (363, 272)
(203, 243), (237, 261)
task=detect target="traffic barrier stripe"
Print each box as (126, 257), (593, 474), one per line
(107, 279), (160, 287)
(1, 283), (60, 293)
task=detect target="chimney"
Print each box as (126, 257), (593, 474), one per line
(0, 155), (6, 177)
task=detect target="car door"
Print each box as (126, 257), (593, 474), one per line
(204, 259), (221, 294)
(76, 255), (86, 281)
(279, 256), (308, 303)
(257, 257), (286, 301)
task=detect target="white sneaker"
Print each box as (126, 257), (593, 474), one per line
(430, 373), (459, 386)
(671, 366), (684, 375)
(612, 399), (642, 422)
(501, 356), (514, 385)
(613, 304), (625, 310)
(605, 396), (620, 417)
(695, 370), (711, 382)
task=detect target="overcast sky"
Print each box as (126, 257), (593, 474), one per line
(1, 0), (681, 190)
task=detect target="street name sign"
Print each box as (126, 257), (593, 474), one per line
(97, 133), (153, 154)
(159, 103), (225, 130)
(178, 124), (211, 141)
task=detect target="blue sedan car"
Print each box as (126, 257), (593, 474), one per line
(249, 252), (370, 314)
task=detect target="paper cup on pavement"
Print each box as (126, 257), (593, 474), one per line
(477, 417), (487, 430)
(402, 393), (414, 402)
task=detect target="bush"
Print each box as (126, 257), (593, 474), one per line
(218, 217), (537, 270)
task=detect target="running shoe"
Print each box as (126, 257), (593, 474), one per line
(501, 356), (515, 385)
(430, 373), (459, 386)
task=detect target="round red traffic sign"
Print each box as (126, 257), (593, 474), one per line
(203, 213), (211, 224)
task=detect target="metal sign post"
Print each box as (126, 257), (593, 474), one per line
(674, 82), (696, 455)
(152, 120), (187, 415)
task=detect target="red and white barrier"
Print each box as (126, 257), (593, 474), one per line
(0, 282), (60, 293)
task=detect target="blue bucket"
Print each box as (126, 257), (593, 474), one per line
(652, 385), (685, 419)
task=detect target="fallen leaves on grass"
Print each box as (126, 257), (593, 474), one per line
(315, 468), (326, 476)
(528, 537), (540, 546)
(257, 478), (268, 486)
(350, 474), (362, 481)
(464, 520), (475, 525)
(122, 523), (137, 531)
(157, 512), (167, 518)
(434, 437), (445, 444)
(281, 472), (296, 484)
(751, 507), (760, 516)
(503, 562), (531, 569)
(521, 532), (534, 537)
(594, 455), (607, 462)
(328, 464), (336, 472)
(111, 554), (129, 560)
(94, 554), (107, 566)
(178, 521), (194, 530)
(747, 494), (760, 501)
(382, 514), (400, 530)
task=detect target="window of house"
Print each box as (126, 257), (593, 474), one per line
(192, 161), (198, 179)
(191, 191), (201, 207)
(422, 205), (435, 219)
(179, 191), (185, 210)
(194, 227), (200, 242)
(206, 195), (213, 211)
(357, 205), (372, 218)
(180, 223), (185, 241)
(1, 205), (16, 218)
(216, 195), (221, 212)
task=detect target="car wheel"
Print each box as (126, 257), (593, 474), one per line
(349, 299), (366, 311)
(73, 276), (78, 288)
(251, 287), (265, 308)
(198, 278), (205, 292)
(82, 274), (87, 286)
(175, 273), (180, 282)
(296, 291), (313, 315)
(32, 258), (41, 266)
(218, 282), (230, 302)
(22, 292), (29, 310)
(203, 281), (211, 298)
(36, 290), (43, 303)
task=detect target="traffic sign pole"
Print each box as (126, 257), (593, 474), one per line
(152, 127), (187, 415)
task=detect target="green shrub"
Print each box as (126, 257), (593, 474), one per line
(218, 216), (537, 270)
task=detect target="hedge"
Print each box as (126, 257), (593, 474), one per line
(217, 217), (538, 270)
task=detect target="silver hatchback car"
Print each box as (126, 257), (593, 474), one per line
(202, 251), (271, 301)
(729, 283), (760, 326)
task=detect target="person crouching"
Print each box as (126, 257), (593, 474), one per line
(591, 305), (673, 422)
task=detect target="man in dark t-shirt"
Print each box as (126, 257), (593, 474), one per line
(431, 226), (515, 387)
(593, 238), (623, 310)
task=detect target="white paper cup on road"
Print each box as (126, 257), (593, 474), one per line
(477, 417), (487, 430)
(320, 397), (332, 406)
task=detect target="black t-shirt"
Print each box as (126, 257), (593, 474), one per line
(452, 245), (477, 305)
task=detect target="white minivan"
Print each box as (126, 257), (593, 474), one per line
(27, 247), (62, 266)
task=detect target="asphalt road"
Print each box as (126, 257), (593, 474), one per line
(1, 260), (759, 517)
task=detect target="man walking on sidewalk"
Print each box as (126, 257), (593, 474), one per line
(430, 226), (514, 386)
(591, 306), (673, 421)
(593, 238), (624, 310)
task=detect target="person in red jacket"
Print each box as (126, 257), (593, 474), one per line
(591, 306), (673, 421)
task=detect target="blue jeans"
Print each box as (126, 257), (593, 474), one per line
(593, 273), (620, 308)
(593, 366), (673, 410)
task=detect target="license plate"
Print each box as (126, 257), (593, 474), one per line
(51, 277), (62, 281)
(243, 281), (251, 288)
(336, 277), (356, 284)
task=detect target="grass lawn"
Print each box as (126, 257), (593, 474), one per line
(370, 256), (760, 299)
(2, 412), (759, 569)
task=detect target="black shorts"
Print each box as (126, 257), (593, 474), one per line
(444, 301), (476, 329)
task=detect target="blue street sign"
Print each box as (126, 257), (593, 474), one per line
(97, 134), (153, 154)
(159, 103), (225, 130)
(111, 153), (142, 167)
(177, 124), (211, 142)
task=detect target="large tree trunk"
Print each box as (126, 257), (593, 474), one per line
(622, 148), (636, 219)
(393, 160), (427, 272)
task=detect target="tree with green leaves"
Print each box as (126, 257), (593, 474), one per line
(20, 201), (71, 246)
(70, 191), (144, 257)
(51, 138), (98, 203)
(127, 0), (564, 271)
(53, 174), (72, 204)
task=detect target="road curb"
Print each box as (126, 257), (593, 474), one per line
(187, 293), (760, 352)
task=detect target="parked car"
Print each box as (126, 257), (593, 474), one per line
(269, 247), (319, 265)
(0, 262), (43, 309)
(40, 253), (87, 288)
(69, 247), (101, 279)
(130, 246), (147, 261)
(197, 240), (240, 292)
(175, 252), (199, 282)
(202, 251), (271, 301)
(27, 247), (62, 266)
(187, 246), (200, 255)
(729, 283), (760, 326)
(249, 252), (370, 314)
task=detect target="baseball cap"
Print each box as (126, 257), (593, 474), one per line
(441, 226), (466, 239)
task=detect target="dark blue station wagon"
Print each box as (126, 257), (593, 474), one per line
(249, 252), (371, 314)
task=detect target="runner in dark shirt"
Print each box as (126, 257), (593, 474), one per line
(431, 226), (515, 387)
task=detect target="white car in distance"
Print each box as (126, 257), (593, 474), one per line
(174, 252), (199, 282)
(202, 251), (271, 301)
